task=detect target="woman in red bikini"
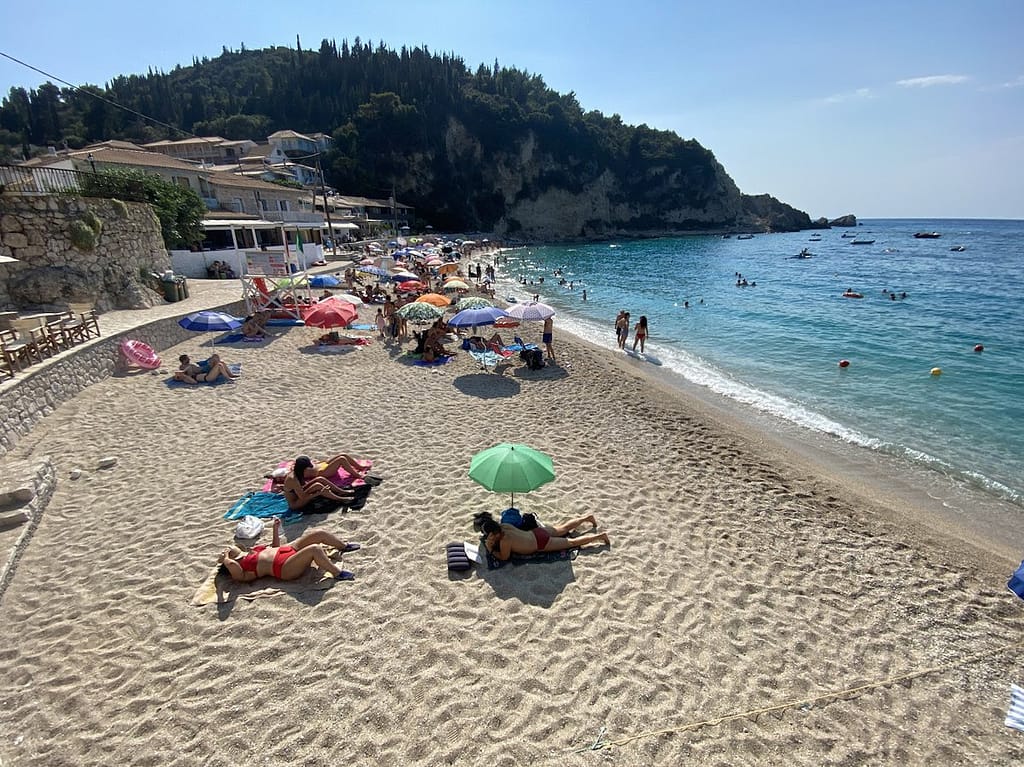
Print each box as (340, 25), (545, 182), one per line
(479, 513), (609, 561)
(219, 518), (360, 581)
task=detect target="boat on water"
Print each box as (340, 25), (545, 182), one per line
(950, 245), (967, 252)
(790, 248), (813, 259)
(850, 239), (875, 245)
(737, 234), (754, 240)
(841, 233), (855, 238)
(914, 232), (941, 239)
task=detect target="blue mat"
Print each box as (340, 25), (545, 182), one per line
(481, 536), (578, 570)
(350, 323), (374, 330)
(266, 318), (304, 326)
(413, 355), (455, 367)
(215, 333), (265, 344)
(224, 491), (301, 524)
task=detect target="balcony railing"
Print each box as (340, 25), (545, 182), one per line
(0, 164), (147, 202)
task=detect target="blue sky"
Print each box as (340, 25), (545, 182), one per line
(1, 0), (1022, 219)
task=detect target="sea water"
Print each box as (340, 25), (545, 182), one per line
(494, 219), (1024, 522)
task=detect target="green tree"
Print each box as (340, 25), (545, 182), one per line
(82, 169), (206, 248)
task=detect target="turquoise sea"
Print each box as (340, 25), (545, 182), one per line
(496, 219), (1024, 522)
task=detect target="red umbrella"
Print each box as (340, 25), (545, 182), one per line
(302, 300), (359, 328)
(397, 280), (425, 293)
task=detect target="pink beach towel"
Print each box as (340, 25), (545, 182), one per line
(262, 459), (372, 493)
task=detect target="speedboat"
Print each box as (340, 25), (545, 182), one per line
(914, 232), (941, 239)
(950, 245), (967, 252)
(737, 234), (754, 240)
(850, 239), (875, 245)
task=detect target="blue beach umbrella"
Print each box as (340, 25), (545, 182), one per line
(447, 306), (509, 329)
(179, 311), (244, 346)
(310, 274), (341, 288)
(358, 265), (389, 278)
(178, 311), (244, 332)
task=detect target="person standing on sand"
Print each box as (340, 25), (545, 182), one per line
(632, 315), (649, 354)
(542, 316), (556, 362)
(617, 312), (630, 349)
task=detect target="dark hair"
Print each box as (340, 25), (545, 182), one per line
(639, 315), (648, 328)
(217, 563), (228, 576)
(472, 511), (501, 535)
(179, 354), (189, 363)
(294, 455), (314, 480)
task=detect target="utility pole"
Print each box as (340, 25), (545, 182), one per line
(315, 154), (336, 254)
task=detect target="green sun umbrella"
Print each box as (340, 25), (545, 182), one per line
(468, 443), (555, 506)
(396, 301), (445, 325)
(454, 296), (493, 312)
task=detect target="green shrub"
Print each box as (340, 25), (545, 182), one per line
(110, 199), (129, 218)
(69, 220), (98, 250)
(82, 208), (103, 236)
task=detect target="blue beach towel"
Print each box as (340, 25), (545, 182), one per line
(1008, 560), (1024, 601)
(225, 491), (300, 524)
(480, 536), (578, 570)
(215, 333), (264, 344)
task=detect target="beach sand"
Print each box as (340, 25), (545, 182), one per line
(1, 310), (1023, 766)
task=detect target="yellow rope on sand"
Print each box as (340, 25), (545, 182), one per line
(568, 644), (1013, 754)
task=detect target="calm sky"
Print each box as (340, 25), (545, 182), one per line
(2, 0), (1022, 219)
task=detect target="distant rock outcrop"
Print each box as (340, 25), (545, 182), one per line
(830, 214), (858, 227)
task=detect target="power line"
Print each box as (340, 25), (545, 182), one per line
(0, 49), (215, 145)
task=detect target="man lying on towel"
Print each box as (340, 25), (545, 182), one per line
(173, 353), (238, 384)
(474, 511), (609, 560)
(316, 331), (369, 346)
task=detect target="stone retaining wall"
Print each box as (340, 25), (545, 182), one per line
(0, 300), (244, 458)
(0, 457), (56, 605)
(0, 195), (171, 312)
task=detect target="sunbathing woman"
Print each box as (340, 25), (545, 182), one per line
(219, 517), (358, 581)
(282, 454), (366, 511)
(173, 353), (237, 384)
(476, 512), (610, 561)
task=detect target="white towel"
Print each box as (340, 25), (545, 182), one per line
(1006, 684), (1024, 732)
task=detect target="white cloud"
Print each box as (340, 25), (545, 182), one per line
(896, 74), (969, 88)
(821, 87), (873, 105)
(998, 75), (1024, 89)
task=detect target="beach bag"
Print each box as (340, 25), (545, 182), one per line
(234, 515), (264, 540)
(500, 508), (523, 527)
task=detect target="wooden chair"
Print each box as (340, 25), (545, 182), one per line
(0, 327), (42, 372)
(66, 303), (101, 340)
(35, 321), (70, 357)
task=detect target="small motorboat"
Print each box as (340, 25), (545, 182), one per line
(737, 234), (754, 240)
(914, 232), (942, 239)
(841, 233), (855, 238)
(790, 248), (813, 259)
(850, 239), (875, 245)
(950, 245), (967, 252)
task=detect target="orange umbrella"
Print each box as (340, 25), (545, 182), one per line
(437, 263), (459, 275)
(415, 293), (451, 307)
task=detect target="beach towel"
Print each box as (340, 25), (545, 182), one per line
(468, 349), (501, 371)
(302, 344), (362, 355)
(191, 556), (339, 606)
(1007, 559), (1024, 601)
(1007, 684), (1024, 732)
(261, 459), (372, 493)
(350, 323), (375, 330)
(412, 354), (455, 367)
(225, 491), (300, 524)
(481, 537), (578, 570)
(215, 333), (264, 344)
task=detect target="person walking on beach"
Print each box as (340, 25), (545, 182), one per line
(542, 316), (556, 362)
(617, 312), (631, 349)
(632, 315), (648, 354)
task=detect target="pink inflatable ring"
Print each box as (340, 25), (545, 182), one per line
(120, 339), (161, 369)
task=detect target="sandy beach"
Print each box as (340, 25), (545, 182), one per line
(1, 294), (1023, 766)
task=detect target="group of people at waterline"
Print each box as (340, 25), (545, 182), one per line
(614, 310), (649, 353)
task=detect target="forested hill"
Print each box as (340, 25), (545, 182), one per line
(0, 39), (814, 239)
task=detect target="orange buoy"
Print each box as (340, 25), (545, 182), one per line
(930, 367), (942, 376)
(838, 359), (850, 368)
(974, 344), (984, 352)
